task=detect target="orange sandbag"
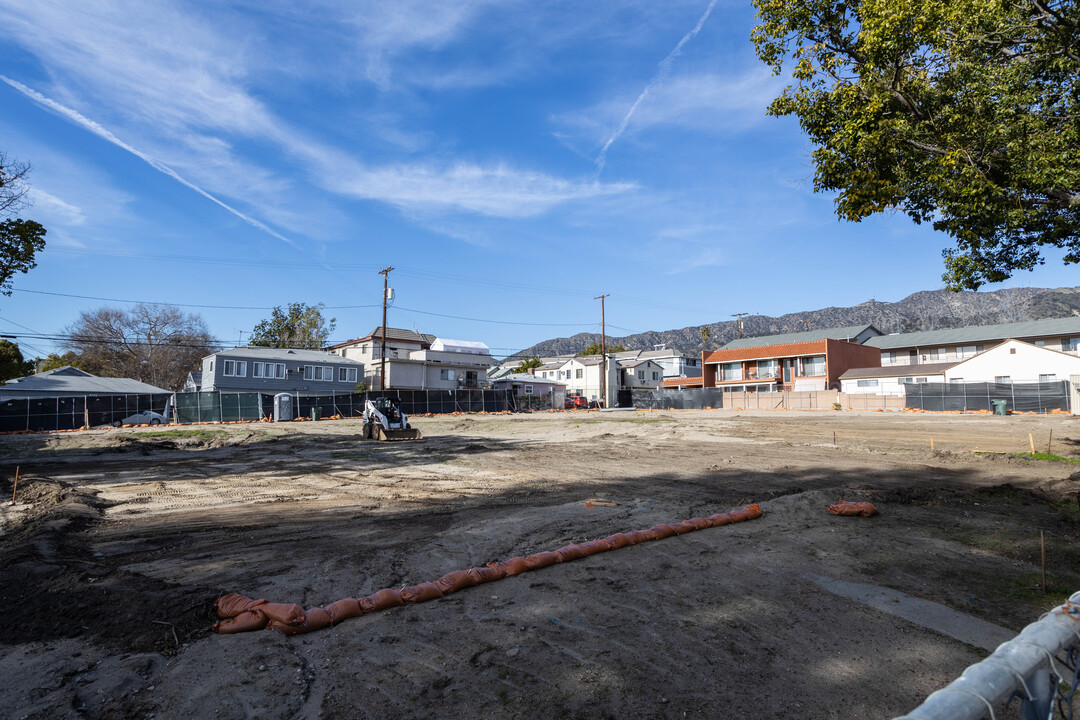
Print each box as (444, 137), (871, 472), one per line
(359, 588), (405, 613)
(400, 582), (444, 603)
(271, 606), (332, 635)
(215, 504), (766, 636)
(434, 570), (478, 594)
(213, 609), (268, 634)
(493, 557), (530, 576)
(215, 593), (265, 618)
(323, 598), (363, 623)
(467, 566), (505, 583)
(650, 524), (678, 539)
(258, 602), (306, 626)
(827, 500), (879, 518)
(578, 538), (613, 555)
(524, 551), (561, 569)
(554, 544), (586, 561)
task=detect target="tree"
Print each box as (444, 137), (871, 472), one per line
(0, 151), (46, 295)
(752, 0), (1080, 290)
(36, 351), (89, 373)
(0, 340), (34, 381)
(513, 357), (543, 373)
(249, 302), (336, 349)
(577, 342), (626, 356)
(699, 326), (712, 348)
(62, 303), (216, 391)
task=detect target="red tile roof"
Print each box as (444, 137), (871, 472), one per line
(661, 376), (704, 388)
(703, 340), (829, 364)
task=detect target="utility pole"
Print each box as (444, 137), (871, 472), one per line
(595, 294), (609, 407)
(379, 266), (394, 391)
(732, 312), (748, 339)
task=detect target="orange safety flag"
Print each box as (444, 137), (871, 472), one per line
(213, 504), (763, 637)
(827, 500), (879, 518)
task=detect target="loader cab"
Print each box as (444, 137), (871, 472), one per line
(373, 396), (401, 422)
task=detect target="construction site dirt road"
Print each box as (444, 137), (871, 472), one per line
(2, 409), (1079, 719)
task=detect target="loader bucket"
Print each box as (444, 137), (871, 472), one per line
(374, 426), (423, 441)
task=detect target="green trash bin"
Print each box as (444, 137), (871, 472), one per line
(311, 407), (321, 421)
(991, 399), (1008, 416)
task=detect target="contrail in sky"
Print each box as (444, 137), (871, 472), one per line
(1, 75), (296, 248)
(595, 0), (719, 176)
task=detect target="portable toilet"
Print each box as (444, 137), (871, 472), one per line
(274, 393), (294, 422)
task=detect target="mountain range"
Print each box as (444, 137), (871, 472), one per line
(513, 286), (1080, 359)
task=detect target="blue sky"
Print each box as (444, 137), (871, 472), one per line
(0, 0), (1075, 361)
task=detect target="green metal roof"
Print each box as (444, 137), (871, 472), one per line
(720, 324), (879, 350)
(864, 317), (1080, 350)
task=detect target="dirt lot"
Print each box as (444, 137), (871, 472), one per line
(2, 409), (1080, 719)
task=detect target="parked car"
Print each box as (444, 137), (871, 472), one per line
(113, 410), (166, 427)
(564, 395), (589, 410)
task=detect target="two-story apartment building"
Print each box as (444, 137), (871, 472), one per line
(328, 328), (493, 390)
(618, 358), (665, 390)
(702, 334), (881, 392)
(864, 317), (1080, 366)
(199, 347), (364, 394)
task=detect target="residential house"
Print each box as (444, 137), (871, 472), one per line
(612, 345), (702, 379)
(328, 327), (493, 390)
(199, 347), (364, 394)
(618, 358), (664, 390)
(558, 356), (620, 405)
(0, 366), (171, 399)
(703, 336), (881, 392)
(865, 317), (1080, 367)
(491, 372), (566, 397)
(181, 371), (202, 393)
(839, 363), (954, 397)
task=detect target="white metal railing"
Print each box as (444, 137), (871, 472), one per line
(895, 591), (1080, 719)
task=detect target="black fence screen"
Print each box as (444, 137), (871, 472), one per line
(0, 394), (172, 432)
(629, 388), (725, 410)
(904, 381), (1070, 413)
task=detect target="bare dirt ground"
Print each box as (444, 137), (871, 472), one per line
(2, 409), (1080, 719)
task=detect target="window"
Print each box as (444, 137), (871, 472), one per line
(995, 375), (1012, 384)
(269, 363), (285, 379)
(303, 365), (314, 381)
(950, 377), (964, 384)
(440, 369), (454, 381)
(800, 356), (825, 376)
(916, 377), (928, 383)
(1040, 374), (1056, 382)
(1064, 338), (1080, 352)
(856, 379), (879, 388)
(209, 360), (214, 372)
(882, 351), (897, 365)
(927, 348), (947, 361)
(652, 371), (659, 381)
(721, 362), (741, 381)
(575, 369), (583, 379)
(338, 367), (358, 383)
(1034, 340), (1046, 347)
(523, 385), (533, 395)
(956, 345), (982, 359)
(637, 370), (645, 380)
(223, 360), (246, 377)
(757, 360), (778, 379)
(898, 377), (914, 384)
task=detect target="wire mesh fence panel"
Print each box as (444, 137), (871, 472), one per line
(512, 394), (559, 412)
(904, 380), (1069, 413)
(631, 388), (725, 409)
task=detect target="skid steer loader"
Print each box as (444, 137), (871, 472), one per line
(362, 396), (423, 441)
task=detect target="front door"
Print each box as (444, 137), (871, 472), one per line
(782, 359), (792, 383)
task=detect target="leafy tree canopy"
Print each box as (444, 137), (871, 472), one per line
(752, 0), (1080, 290)
(249, 302), (336, 350)
(36, 351), (89, 374)
(0, 339), (34, 382)
(0, 151), (46, 295)
(513, 357), (543, 373)
(577, 342), (627, 356)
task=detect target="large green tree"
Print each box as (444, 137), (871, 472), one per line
(0, 340), (34, 382)
(752, 0), (1080, 289)
(0, 151), (46, 294)
(577, 342), (626, 356)
(249, 302), (336, 349)
(513, 357), (543, 373)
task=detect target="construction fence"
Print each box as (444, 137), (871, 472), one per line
(0, 393), (173, 432)
(903, 380), (1070, 413)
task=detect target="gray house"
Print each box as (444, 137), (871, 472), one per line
(199, 347), (364, 394)
(0, 366), (171, 399)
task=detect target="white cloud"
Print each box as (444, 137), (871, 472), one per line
(26, 188), (85, 227)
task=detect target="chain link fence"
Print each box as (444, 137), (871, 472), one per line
(0, 394), (172, 432)
(904, 380), (1070, 413)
